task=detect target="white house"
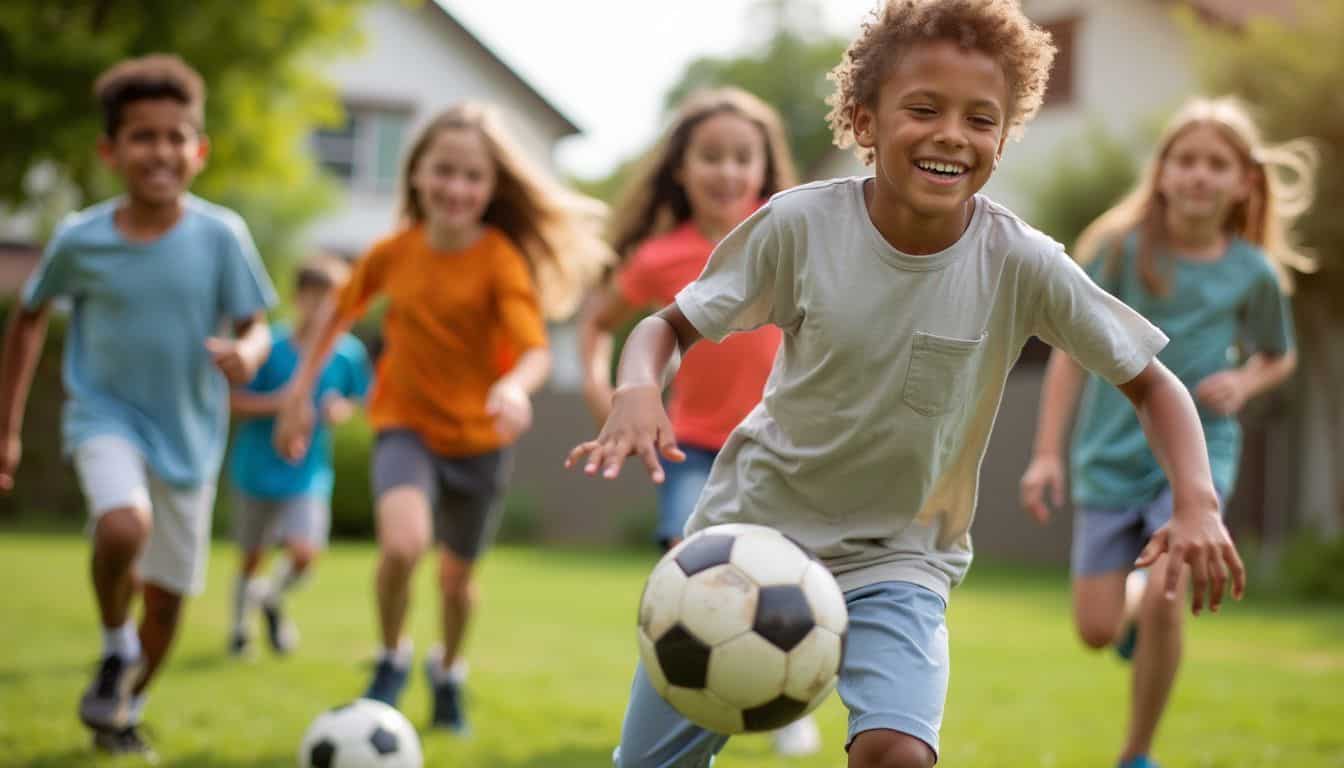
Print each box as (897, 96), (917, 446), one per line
(305, 0), (581, 256)
(307, 0), (590, 390)
(812, 0), (1295, 217)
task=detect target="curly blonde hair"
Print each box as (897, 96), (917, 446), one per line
(826, 0), (1056, 164)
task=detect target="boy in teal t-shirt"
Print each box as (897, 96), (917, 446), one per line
(0, 55), (276, 758)
(227, 255), (371, 657)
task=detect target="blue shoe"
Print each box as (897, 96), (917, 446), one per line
(1118, 756), (1158, 768)
(425, 660), (470, 734)
(363, 658), (410, 707)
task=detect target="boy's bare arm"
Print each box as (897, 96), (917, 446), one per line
(1118, 360), (1246, 614)
(565, 303), (702, 482)
(0, 304), (52, 490)
(228, 390), (287, 420)
(207, 312), (272, 386)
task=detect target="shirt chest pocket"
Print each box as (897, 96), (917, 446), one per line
(902, 331), (986, 417)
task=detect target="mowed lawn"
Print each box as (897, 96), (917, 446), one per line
(1, 531), (1341, 767)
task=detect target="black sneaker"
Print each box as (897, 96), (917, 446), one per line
(261, 601), (298, 655)
(362, 658), (410, 707)
(79, 654), (141, 731)
(229, 630), (252, 659)
(92, 724), (159, 764)
(425, 661), (470, 734)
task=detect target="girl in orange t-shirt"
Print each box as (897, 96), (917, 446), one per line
(276, 103), (608, 730)
(577, 86), (818, 757)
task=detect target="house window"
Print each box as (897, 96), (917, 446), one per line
(313, 104), (411, 195)
(1041, 17), (1078, 108)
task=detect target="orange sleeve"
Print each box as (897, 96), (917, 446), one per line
(335, 236), (394, 324)
(493, 239), (548, 353)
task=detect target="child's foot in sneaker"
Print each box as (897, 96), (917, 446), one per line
(229, 630), (252, 659)
(93, 724), (159, 764)
(427, 677), (469, 734)
(1118, 755), (1159, 768)
(772, 713), (821, 757)
(78, 654), (141, 731)
(363, 658), (410, 707)
(262, 600), (299, 655)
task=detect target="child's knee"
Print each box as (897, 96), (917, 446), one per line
(380, 538), (426, 573)
(848, 730), (935, 768)
(1076, 620), (1118, 650)
(95, 506), (151, 555)
(288, 541), (318, 571)
(438, 553), (474, 602)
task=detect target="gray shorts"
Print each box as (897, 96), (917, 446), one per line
(73, 434), (216, 596)
(613, 580), (949, 767)
(232, 491), (330, 552)
(1072, 486), (1225, 576)
(372, 430), (511, 560)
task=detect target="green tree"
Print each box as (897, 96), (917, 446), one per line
(1181, 2), (1344, 539)
(0, 0), (369, 272)
(664, 0), (847, 176)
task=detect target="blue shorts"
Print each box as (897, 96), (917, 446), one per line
(655, 447), (717, 547)
(1071, 486), (1224, 577)
(612, 581), (949, 767)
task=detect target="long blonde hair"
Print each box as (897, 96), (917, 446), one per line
(398, 102), (612, 319)
(607, 87), (798, 262)
(1075, 96), (1316, 294)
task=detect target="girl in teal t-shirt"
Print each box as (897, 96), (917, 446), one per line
(1021, 97), (1317, 768)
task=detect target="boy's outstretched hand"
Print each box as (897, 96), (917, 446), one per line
(205, 336), (261, 386)
(565, 383), (685, 483)
(1135, 506), (1246, 616)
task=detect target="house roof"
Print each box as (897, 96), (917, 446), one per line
(428, 2), (582, 137)
(1175, 0), (1298, 24)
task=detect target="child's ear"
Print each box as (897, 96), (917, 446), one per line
(195, 135), (211, 164)
(853, 104), (876, 150)
(993, 133), (1008, 170)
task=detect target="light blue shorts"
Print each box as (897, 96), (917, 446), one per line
(655, 446), (717, 547)
(613, 580), (949, 767)
(1072, 486), (1224, 577)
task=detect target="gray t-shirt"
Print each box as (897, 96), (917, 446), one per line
(675, 177), (1168, 599)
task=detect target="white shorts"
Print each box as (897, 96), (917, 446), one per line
(74, 435), (216, 596)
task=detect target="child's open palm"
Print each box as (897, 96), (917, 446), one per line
(565, 384), (685, 483)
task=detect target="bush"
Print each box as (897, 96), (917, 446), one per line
(1022, 120), (1143, 252)
(1280, 529), (1344, 602)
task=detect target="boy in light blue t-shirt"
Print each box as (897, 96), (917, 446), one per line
(0, 55), (275, 758)
(227, 255), (371, 658)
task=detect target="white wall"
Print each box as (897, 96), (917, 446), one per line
(987, 0), (1194, 215)
(305, 0), (576, 255)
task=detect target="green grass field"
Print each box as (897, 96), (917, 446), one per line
(1, 532), (1341, 767)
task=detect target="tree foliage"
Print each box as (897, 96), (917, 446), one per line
(0, 0), (369, 270)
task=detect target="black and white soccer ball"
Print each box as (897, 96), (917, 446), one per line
(637, 523), (848, 734)
(298, 699), (422, 768)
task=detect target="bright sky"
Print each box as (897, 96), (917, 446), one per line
(442, 0), (883, 179)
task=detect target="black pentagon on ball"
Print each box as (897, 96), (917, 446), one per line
(742, 694), (810, 731)
(369, 724), (399, 755)
(674, 534), (735, 576)
(309, 740), (336, 768)
(654, 623), (712, 688)
(753, 584), (814, 651)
